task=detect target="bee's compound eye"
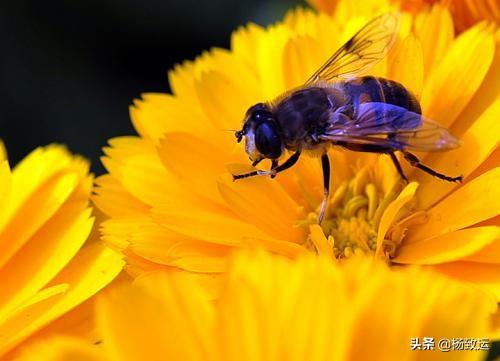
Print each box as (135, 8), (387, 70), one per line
(253, 111), (266, 122)
(255, 122), (282, 159)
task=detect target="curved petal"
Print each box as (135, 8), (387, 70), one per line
(406, 167), (500, 243)
(394, 226), (500, 264)
(16, 336), (103, 361)
(130, 93), (207, 144)
(158, 133), (232, 205)
(376, 182), (418, 256)
(93, 175), (149, 218)
(431, 261), (500, 300)
(152, 205), (272, 248)
(414, 5), (454, 77)
(218, 175), (306, 243)
(420, 22), (495, 128)
(0, 243), (124, 355)
(416, 99), (500, 210)
(387, 33), (424, 99)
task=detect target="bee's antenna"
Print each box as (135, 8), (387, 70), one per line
(221, 128), (244, 143)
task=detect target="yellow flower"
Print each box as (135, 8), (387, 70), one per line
(308, 0), (500, 33)
(402, 0), (499, 32)
(17, 251), (497, 361)
(0, 144), (124, 359)
(94, 2), (500, 295)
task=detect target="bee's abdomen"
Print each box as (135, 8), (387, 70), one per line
(343, 76), (421, 114)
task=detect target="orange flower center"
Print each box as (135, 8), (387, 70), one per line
(301, 159), (413, 261)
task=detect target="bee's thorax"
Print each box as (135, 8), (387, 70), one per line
(269, 77), (421, 153)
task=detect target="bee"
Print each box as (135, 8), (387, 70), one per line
(233, 13), (462, 224)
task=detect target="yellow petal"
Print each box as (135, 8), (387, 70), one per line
(283, 36), (324, 90)
(0, 172), (80, 267)
(93, 175), (149, 218)
(230, 26), (268, 94)
(0, 141), (6, 161)
(416, 99), (500, 210)
(218, 175), (306, 243)
(158, 133), (229, 204)
(431, 261), (500, 300)
(152, 205), (272, 247)
(451, 27), (500, 136)
(119, 153), (174, 206)
(16, 336), (103, 361)
(97, 271), (215, 361)
(309, 224), (335, 260)
(345, 269), (413, 361)
(0, 206), (93, 322)
(31, 297), (102, 346)
(421, 22), (495, 128)
(100, 216), (150, 251)
(462, 238), (500, 264)
(0, 160), (12, 220)
(0, 243), (123, 355)
(388, 33), (424, 99)
(257, 24), (292, 99)
(195, 71), (258, 135)
(130, 93), (207, 144)
(5, 146), (88, 226)
(406, 167), (500, 242)
(394, 226), (500, 264)
(240, 236), (307, 259)
(376, 182), (418, 256)
(414, 4), (454, 77)
(127, 222), (231, 273)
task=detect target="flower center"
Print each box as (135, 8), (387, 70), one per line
(300, 159), (417, 261)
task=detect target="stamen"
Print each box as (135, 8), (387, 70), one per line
(344, 195), (368, 217)
(300, 159), (416, 262)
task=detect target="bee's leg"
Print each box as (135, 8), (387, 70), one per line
(270, 159), (279, 179)
(389, 152), (409, 183)
(318, 153), (330, 224)
(402, 151), (463, 183)
(252, 158), (263, 167)
(232, 151), (301, 181)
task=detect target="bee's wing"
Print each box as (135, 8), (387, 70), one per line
(320, 103), (461, 151)
(305, 13), (399, 84)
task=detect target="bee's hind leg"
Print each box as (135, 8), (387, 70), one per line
(318, 153), (330, 224)
(389, 152), (409, 183)
(402, 151), (463, 183)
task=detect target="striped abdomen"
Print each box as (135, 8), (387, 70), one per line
(342, 76), (421, 114)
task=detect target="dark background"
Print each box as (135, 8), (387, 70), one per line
(0, 0), (302, 175)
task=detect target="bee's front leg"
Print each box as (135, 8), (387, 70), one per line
(270, 159), (279, 179)
(232, 151), (301, 181)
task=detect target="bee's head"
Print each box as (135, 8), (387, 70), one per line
(235, 103), (283, 162)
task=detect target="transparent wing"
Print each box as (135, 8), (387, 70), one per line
(305, 13), (399, 84)
(320, 103), (461, 151)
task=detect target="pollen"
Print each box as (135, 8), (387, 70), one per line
(303, 158), (411, 261)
